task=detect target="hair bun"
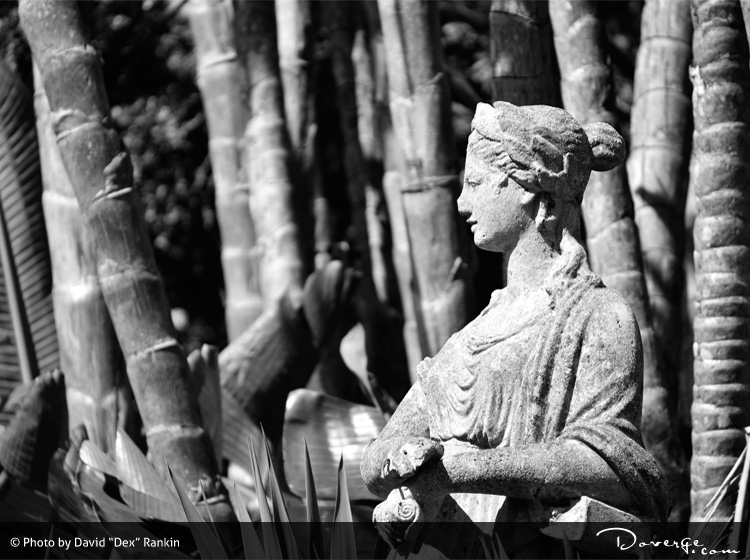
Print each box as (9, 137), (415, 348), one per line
(584, 122), (625, 172)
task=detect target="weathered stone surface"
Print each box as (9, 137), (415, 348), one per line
(361, 101), (670, 558)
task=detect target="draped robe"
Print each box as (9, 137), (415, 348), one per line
(397, 238), (669, 557)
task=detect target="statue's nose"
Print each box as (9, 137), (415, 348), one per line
(457, 191), (471, 217)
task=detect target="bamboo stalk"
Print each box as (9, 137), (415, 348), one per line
(20, 0), (227, 508)
(352, 25), (393, 305)
(235, 0), (306, 304)
(362, 2), (423, 378)
(276, 0), (312, 158)
(489, 0), (558, 105)
(549, 0), (684, 517)
(321, 1), (374, 287)
(376, 0), (474, 357)
(187, 0), (262, 341)
(690, 0), (750, 522)
(33, 66), (123, 454)
(628, 0), (692, 409)
(627, 0), (692, 520)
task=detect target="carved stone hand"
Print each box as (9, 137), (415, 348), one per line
(380, 437), (444, 482)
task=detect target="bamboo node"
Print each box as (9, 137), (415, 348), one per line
(94, 187), (133, 201)
(137, 338), (182, 358)
(99, 152), (134, 197)
(198, 50), (238, 71)
(145, 423), (205, 439)
(53, 109), (107, 140)
(401, 174), (458, 193)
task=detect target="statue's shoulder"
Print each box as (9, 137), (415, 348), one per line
(576, 284), (641, 340)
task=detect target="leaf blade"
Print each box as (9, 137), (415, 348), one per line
(167, 465), (228, 560)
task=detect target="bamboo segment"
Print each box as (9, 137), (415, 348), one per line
(33, 67), (122, 454)
(362, 3), (423, 377)
(235, 0), (306, 303)
(322, 1), (375, 285)
(276, 0), (319, 272)
(628, 0), (692, 519)
(20, 0), (225, 505)
(690, 0), (750, 522)
(549, 0), (683, 517)
(629, 0), (692, 406)
(187, 0), (261, 341)
(383, 171), (422, 376)
(489, 0), (558, 105)
(276, 0), (312, 157)
(376, 0), (473, 357)
(352, 25), (393, 306)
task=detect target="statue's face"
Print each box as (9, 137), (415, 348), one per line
(458, 137), (535, 253)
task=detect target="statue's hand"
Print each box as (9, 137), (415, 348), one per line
(381, 437), (443, 482)
(373, 487), (423, 550)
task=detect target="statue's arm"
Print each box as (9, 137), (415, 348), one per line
(410, 294), (641, 511)
(361, 381), (439, 499)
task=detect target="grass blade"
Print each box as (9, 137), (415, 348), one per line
(261, 427), (299, 559)
(330, 453), (356, 559)
(304, 441), (324, 559)
(479, 535), (494, 559)
(730, 427), (750, 558)
(167, 465), (228, 560)
(695, 447), (746, 540)
(233, 483), (265, 560)
(562, 531), (575, 560)
(247, 436), (282, 559)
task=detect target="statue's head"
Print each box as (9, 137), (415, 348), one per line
(459, 101), (625, 252)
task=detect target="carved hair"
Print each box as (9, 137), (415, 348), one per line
(470, 101), (625, 247)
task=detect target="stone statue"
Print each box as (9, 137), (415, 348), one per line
(360, 101), (670, 558)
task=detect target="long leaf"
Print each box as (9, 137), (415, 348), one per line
(168, 465), (228, 560)
(0, 58), (57, 397)
(330, 453), (356, 559)
(247, 436), (283, 559)
(304, 441), (324, 560)
(261, 429), (300, 559)
(233, 483), (265, 560)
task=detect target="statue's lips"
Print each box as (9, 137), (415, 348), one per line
(467, 220), (477, 231)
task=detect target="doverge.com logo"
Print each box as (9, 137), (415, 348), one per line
(595, 527), (740, 556)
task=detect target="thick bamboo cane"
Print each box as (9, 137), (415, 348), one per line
(489, 0), (558, 106)
(33, 68), (123, 454)
(20, 0), (226, 508)
(690, 0), (750, 522)
(627, 0), (692, 519)
(351, 23), (393, 306)
(376, 0), (473, 357)
(362, 1), (423, 378)
(321, 1), (375, 289)
(276, 0), (312, 158)
(235, 0), (306, 303)
(549, 0), (683, 518)
(629, 0), (692, 406)
(187, 0), (262, 341)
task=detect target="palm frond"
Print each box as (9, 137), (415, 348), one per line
(0, 59), (58, 413)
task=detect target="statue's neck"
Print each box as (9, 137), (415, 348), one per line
(504, 228), (558, 297)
